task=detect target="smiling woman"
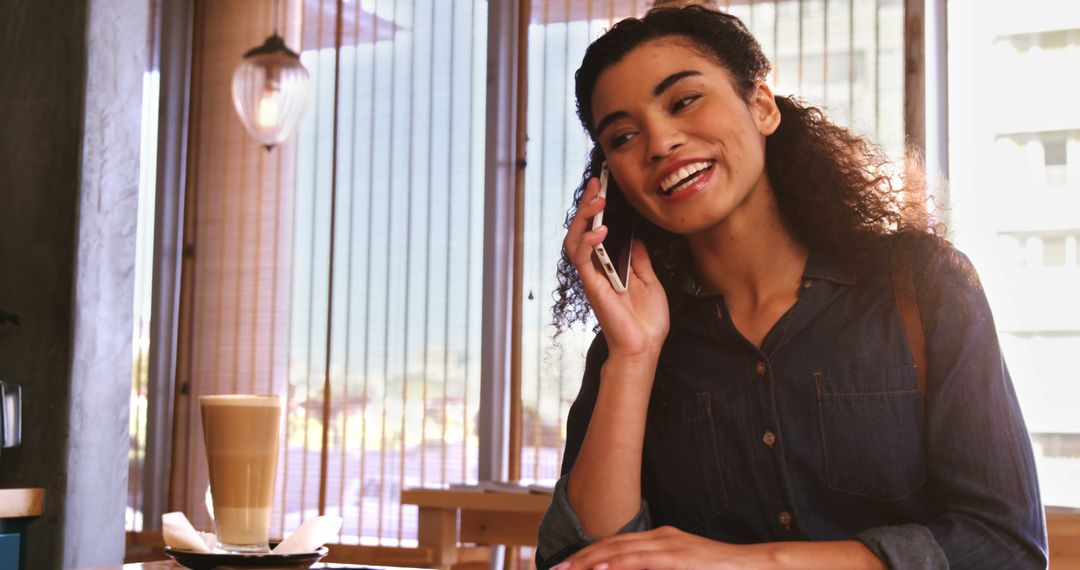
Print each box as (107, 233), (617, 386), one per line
(588, 41), (781, 241)
(540, 6), (1047, 570)
(555, 12), (921, 334)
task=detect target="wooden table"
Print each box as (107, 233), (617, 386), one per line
(0, 488), (44, 570)
(85, 563), (407, 569)
(400, 488), (551, 570)
(0, 488), (44, 519)
(82, 563), (179, 569)
(85, 561), (406, 565)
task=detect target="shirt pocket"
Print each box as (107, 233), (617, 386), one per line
(814, 368), (926, 500)
(643, 392), (728, 530)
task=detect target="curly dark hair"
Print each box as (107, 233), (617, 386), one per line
(553, 5), (937, 331)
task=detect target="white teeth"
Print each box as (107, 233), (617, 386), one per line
(660, 161), (713, 195)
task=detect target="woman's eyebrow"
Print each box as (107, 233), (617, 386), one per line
(594, 70), (703, 137)
(653, 70), (702, 96)
(595, 111), (629, 138)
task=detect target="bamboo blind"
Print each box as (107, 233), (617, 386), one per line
(169, 0), (487, 546)
(169, 0), (302, 538)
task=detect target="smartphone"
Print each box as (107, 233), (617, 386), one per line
(591, 162), (635, 293)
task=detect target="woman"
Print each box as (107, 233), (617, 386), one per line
(538, 6), (1046, 570)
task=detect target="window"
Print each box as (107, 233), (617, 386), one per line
(1044, 136), (1069, 187)
(950, 0), (1080, 508)
(126, 0), (162, 532)
(993, 131), (1076, 190)
(1045, 137), (1068, 167)
(1040, 29), (1070, 53)
(282, 0), (487, 542)
(999, 232), (1080, 269)
(1043, 235), (1068, 266)
(127, 58), (160, 536)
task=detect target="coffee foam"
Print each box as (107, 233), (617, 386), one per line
(200, 395), (281, 407)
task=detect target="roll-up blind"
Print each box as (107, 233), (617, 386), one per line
(167, 0), (488, 545)
(168, 0), (302, 539)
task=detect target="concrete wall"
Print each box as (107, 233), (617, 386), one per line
(0, 2), (88, 568)
(0, 0), (146, 567)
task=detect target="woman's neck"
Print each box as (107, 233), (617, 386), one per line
(685, 180), (808, 311)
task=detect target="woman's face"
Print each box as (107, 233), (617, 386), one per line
(590, 37), (780, 236)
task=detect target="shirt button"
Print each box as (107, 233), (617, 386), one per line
(802, 279), (814, 289)
(755, 361), (767, 376)
(715, 305), (724, 320)
(778, 511), (793, 526)
(762, 431), (776, 447)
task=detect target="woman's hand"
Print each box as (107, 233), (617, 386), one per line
(555, 526), (766, 570)
(563, 177), (670, 360)
(554, 527), (887, 570)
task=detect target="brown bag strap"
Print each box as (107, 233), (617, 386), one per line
(890, 250), (928, 397)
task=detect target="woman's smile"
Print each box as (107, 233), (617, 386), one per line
(589, 37), (780, 235)
(657, 159), (714, 202)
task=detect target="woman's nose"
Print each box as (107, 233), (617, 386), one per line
(646, 121), (685, 162)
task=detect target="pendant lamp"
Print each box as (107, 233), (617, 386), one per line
(231, 4), (310, 151)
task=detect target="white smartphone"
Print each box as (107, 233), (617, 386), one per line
(591, 162), (634, 293)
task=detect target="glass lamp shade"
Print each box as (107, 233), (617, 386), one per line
(231, 35), (310, 150)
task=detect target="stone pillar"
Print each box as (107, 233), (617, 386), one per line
(62, 0), (148, 565)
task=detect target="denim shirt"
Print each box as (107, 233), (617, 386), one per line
(537, 239), (1047, 570)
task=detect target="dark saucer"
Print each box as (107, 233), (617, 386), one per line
(164, 544), (329, 570)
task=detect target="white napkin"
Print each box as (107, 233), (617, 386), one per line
(161, 512), (341, 555)
(272, 515), (343, 554)
(162, 511), (216, 553)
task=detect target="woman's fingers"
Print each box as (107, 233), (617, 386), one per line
(574, 228), (620, 298)
(596, 550), (668, 570)
(564, 177), (612, 288)
(564, 178), (605, 248)
(627, 239), (659, 286)
(563, 529), (674, 570)
(560, 527), (720, 570)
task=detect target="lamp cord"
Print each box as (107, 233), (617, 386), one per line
(273, 0), (281, 36)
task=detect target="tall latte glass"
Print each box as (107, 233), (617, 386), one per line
(200, 395), (282, 553)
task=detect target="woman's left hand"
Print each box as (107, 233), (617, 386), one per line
(556, 526), (770, 570)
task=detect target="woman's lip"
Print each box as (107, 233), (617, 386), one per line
(653, 158), (716, 194)
(660, 163), (714, 203)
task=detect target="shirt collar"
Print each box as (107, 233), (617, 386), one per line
(677, 249), (858, 299)
(802, 250), (859, 285)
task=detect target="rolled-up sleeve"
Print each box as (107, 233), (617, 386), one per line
(905, 245), (1047, 568)
(535, 475), (651, 570)
(855, 524), (949, 569)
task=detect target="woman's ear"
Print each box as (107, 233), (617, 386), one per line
(749, 81), (781, 136)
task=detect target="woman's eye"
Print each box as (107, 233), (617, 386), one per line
(672, 95), (701, 112)
(609, 132), (636, 149)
